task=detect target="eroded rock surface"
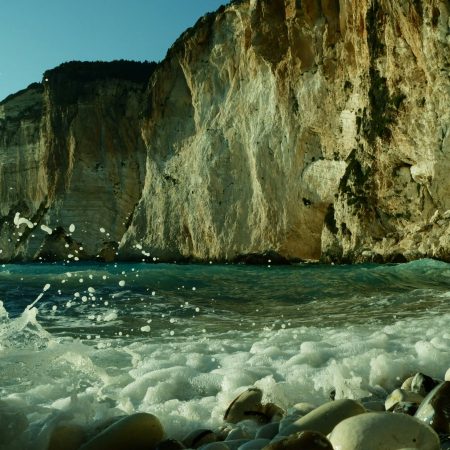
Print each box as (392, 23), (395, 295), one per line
(1, 1), (449, 263)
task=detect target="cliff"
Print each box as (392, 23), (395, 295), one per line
(1, 0), (449, 263)
(0, 61), (155, 261)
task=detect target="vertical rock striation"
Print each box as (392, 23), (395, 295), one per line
(0, 62), (155, 261)
(121, 0), (450, 262)
(0, 1), (449, 263)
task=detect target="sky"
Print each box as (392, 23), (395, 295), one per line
(0, 0), (226, 101)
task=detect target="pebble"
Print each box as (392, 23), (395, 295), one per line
(289, 402), (316, 416)
(78, 412), (164, 450)
(221, 439), (251, 450)
(255, 423), (279, 440)
(48, 423), (86, 450)
(224, 388), (264, 424)
(260, 403), (284, 422)
(411, 372), (439, 397)
(237, 438), (270, 450)
(262, 430), (333, 450)
(445, 368), (450, 382)
(0, 403), (29, 446)
(276, 399), (365, 437)
(200, 443), (230, 450)
(392, 401), (419, 416)
(183, 429), (217, 448)
(226, 428), (252, 441)
(415, 381), (450, 433)
(401, 376), (414, 391)
(156, 439), (186, 450)
(328, 411), (440, 450)
(385, 388), (423, 411)
(362, 400), (385, 412)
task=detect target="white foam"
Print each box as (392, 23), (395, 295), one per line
(40, 224), (53, 235)
(2, 286), (450, 446)
(17, 217), (34, 229)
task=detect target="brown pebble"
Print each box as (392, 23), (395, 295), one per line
(79, 412), (164, 450)
(224, 388), (265, 423)
(261, 403), (284, 422)
(262, 430), (333, 450)
(48, 424), (86, 450)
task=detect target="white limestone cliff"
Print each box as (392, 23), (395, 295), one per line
(0, 0), (449, 263)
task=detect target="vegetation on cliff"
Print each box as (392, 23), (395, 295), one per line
(43, 60), (157, 84)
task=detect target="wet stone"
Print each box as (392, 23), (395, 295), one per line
(277, 399), (365, 437)
(263, 430), (333, 450)
(401, 376), (414, 391)
(415, 381), (450, 433)
(48, 423), (86, 450)
(255, 422), (279, 440)
(226, 428), (252, 441)
(289, 403), (316, 416)
(224, 388), (264, 424)
(221, 439), (251, 450)
(385, 388), (423, 411)
(260, 403), (284, 422)
(328, 412), (440, 450)
(156, 438), (186, 450)
(411, 372), (440, 397)
(79, 412), (164, 450)
(0, 404), (28, 446)
(237, 438), (271, 450)
(362, 400), (385, 412)
(183, 429), (218, 449)
(393, 401), (419, 416)
(200, 443), (229, 450)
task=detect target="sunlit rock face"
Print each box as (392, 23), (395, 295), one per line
(1, 1), (449, 262)
(121, 0), (450, 262)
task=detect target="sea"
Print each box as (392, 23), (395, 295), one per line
(1, 259), (450, 448)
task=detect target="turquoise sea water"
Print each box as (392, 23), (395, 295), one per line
(1, 259), (450, 448)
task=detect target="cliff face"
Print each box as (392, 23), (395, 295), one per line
(121, 0), (450, 262)
(1, 0), (449, 263)
(0, 62), (154, 261)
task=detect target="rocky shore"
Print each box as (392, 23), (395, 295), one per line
(6, 370), (448, 449)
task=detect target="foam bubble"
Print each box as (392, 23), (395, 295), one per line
(40, 224), (53, 235)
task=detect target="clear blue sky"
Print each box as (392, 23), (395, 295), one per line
(0, 0), (226, 101)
